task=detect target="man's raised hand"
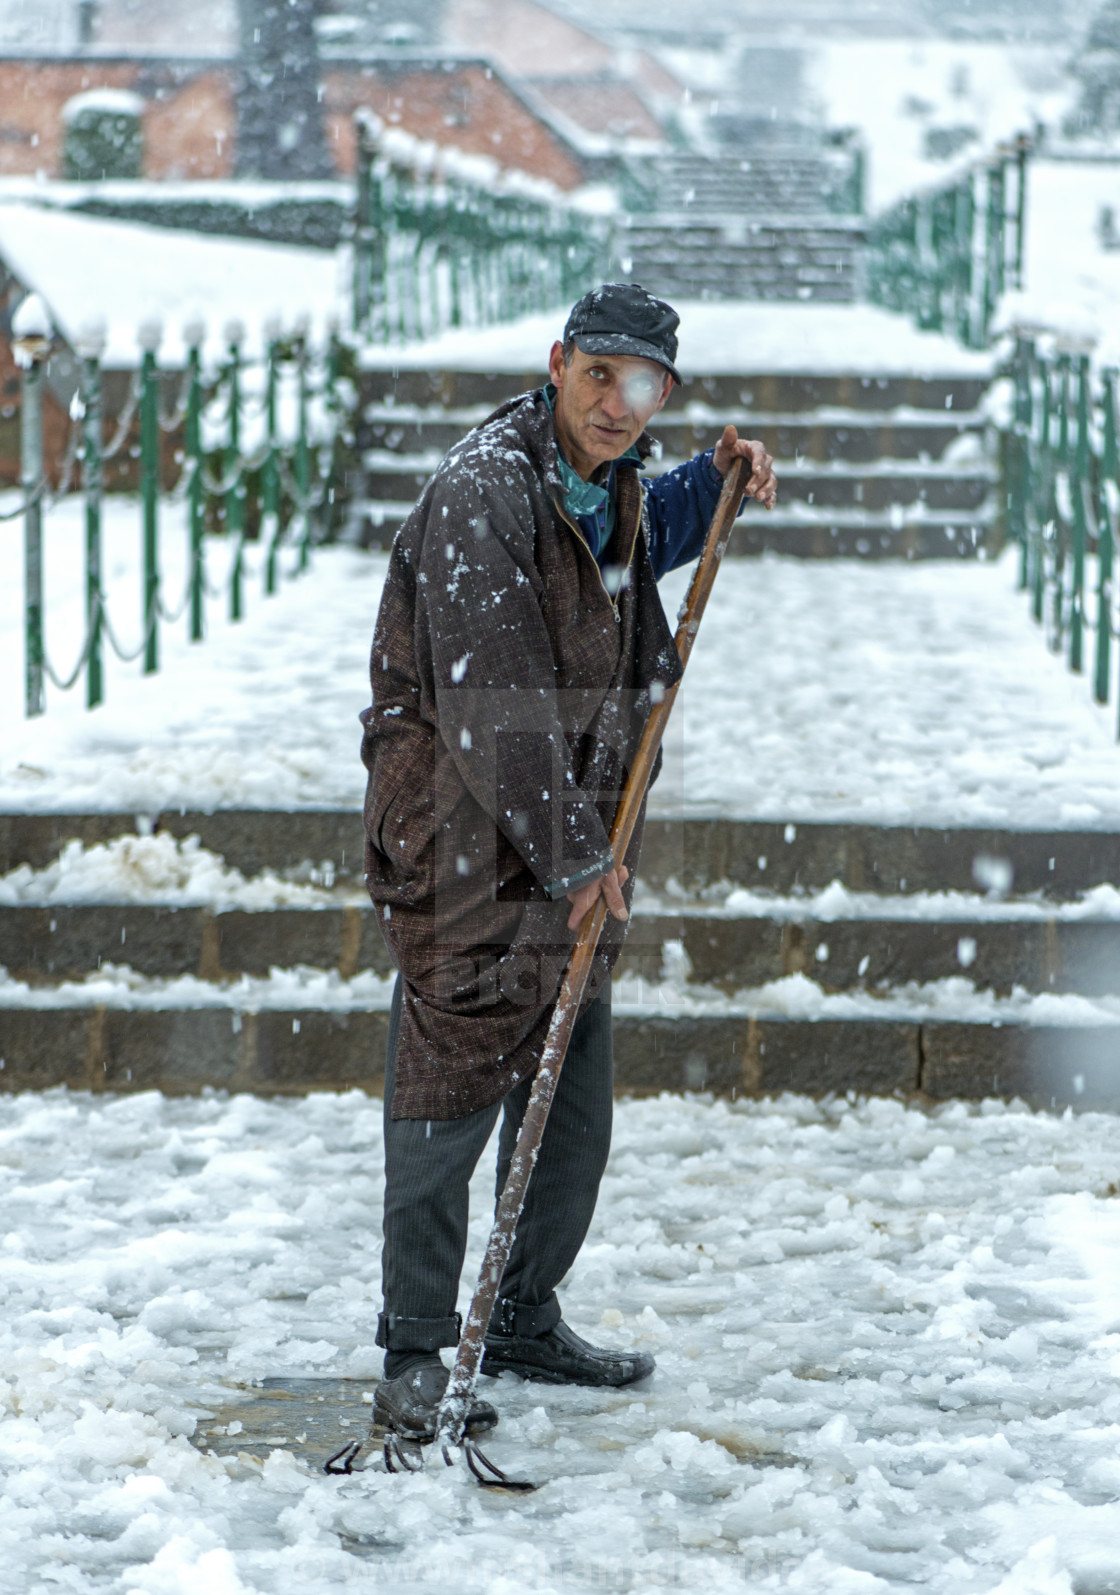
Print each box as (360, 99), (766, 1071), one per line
(713, 425), (778, 510)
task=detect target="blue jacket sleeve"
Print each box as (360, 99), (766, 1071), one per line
(643, 449), (726, 579)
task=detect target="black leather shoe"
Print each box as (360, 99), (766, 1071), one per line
(481, 1320), (655, 1388)
(372, 1358), (498, 1441)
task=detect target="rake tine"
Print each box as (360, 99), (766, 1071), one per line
(323, 1439), (364, 1476)
(383, 1431), (425, 1474)
(453, 1437), (537, 1492)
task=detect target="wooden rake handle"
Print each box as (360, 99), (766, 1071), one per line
(436, 455), (750, 1446)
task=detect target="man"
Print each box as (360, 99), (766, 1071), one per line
(360, 282), (777, 1442)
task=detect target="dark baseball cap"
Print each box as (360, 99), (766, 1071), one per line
(563, 282), (682, 385)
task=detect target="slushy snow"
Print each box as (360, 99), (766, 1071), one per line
(1, 1087), (1118, 1592)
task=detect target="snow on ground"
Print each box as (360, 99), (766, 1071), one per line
(357, 301), (995, 377)
(1, 1088), (1118, 1593)
(4, 501), (1120, 827)
(0, 204), (344, 366)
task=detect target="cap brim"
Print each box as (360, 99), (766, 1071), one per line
(573, 333), (681, 386)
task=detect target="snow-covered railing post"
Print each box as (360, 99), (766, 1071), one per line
(77, 318), (106, 709)
(184, 319), (205, 644)
(224, 320), (245, 623)
(138, 319), (162, 676)
(13, 294), (51, 719)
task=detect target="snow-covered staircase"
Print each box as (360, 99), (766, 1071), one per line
(2, 811), (1117, 1110)
(616, 146), (865, 303)
(354, 366), (1000, 559)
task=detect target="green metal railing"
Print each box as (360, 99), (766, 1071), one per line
(866, 137), (1029, 350)
(6, 306), (343, 719)
(1004, 332), (1120, 736)
(351, 111), (612, 342)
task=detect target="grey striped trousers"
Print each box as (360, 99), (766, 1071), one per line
(376, 975), (614, 1351)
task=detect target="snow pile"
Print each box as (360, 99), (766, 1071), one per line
(1, 1088), (1118, 1591)
(0, 963), (397, 1012)
(0, 204), (344, 367)
(0, 834), (364, 910)
(639, 879), (1120, 922)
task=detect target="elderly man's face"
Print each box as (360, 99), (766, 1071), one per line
(548, 342), (672, 482)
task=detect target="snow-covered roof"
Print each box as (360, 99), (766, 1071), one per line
(0, 204), (343, 367)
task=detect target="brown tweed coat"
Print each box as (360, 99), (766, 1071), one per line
(360, 388), (682, 1120)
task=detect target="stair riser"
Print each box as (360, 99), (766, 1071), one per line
(623, 277), (859, 305)
(1, 1008), (1115, 1112)
(353, 509), (997, 558)
(358, 421), (985, 474)
(5, 814), (1115, 898)
(5, 906), (1116, 998)
(763, 477), (993, 511)
(729, 520), (995, 559)
(358, 372), (990, 414)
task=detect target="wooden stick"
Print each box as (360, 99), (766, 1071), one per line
(436, 455), (750, 1447)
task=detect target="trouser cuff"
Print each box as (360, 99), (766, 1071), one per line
(490, 1294), (561, 1339)
(376, 1311), (462, 1351)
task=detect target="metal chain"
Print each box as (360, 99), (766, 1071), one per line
(0, 480), (46, 521)
(102, 372), (144, 462)
(199, 443), (271, 497)
(276, 451), (328, 514)
(42, 597), (100, 691)
(158, 370), (192, 434)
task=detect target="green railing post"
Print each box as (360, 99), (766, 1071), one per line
(13, 296), (51, 719)
(353, 117), (375, 337)
(1012, 135), (1030, 292)
(1070, 351), (1092, 673)
(1051, 351), (1072, 651)
(1034, 353), (1052, 626)
(224, 319), (244, 622)
(78, 319), (106, 709)
(183, 318), (205, 643)
(1011, 334), (1033, 592)
(295, 317), (312, 572)
(262, 320), (282, 596)
(983, 159), (1006, 342)
(138, 319), (161, 676)
(1097, 369), (1117, 709)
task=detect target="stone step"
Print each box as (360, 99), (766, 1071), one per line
(4, 813), (1116, 899)
(358, 405), (986, 467)
(619, 221), (865, 304)
(4, 903), (1118, 998)
(351, 499), (999, 558)
(356, 370), (991, 417)
(357, 443), (995, 516)
(727, 504), (998, 559)
(1, 1005), (1115, 1111)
